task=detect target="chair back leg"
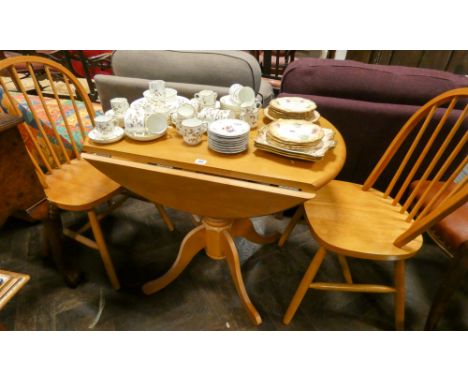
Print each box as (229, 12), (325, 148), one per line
(87, 209), (120, 290)
(394, 260), (406, 330)
(425, 245), (468, 330)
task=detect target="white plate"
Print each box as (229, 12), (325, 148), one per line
(125, 128), (167, 141)
(270, 97), (317, 113)
(264, 107), (320, 123)
(88, 126), (124, 144)
(208, 119), (250, 137)
(208, 143), (248, 154)
(269, 120), (323, 144)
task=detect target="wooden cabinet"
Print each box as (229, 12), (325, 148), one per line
(0, 113), (46, 227)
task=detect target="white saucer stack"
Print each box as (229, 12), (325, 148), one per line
(208, 119), (251, 154)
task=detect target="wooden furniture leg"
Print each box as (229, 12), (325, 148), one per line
(278, 205), (304, 247)
(283, 247), (327, 324)
(154, 203), (175, 232)
(231, 218), (280, 244)
(425, 246), (468, 330)
(142, 225), (206, 294)
(222, 230), (262, 325)
(337, 255), (353, 283)
(42, 204), (82, 288)
(88, 209), (120, 290)
(142, 217), (275, 324)
(394, 260), (406, 330)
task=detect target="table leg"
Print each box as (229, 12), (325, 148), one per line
(222, 230), (262, 325)
(231, 218), (280, 244)
(142, 225), (206, 294)
(142, 217), (275, 325)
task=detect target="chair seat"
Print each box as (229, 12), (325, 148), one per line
(304, 180), (423, 260)
(45, 159), (121, 211)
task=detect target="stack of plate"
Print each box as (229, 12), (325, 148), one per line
(266, 119), (324, 152)
(254, 119), (336, 161)
(265, 97), (320, 122)
(208, 119), (251, 154)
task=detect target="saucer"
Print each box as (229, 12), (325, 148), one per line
(88, 126), (124, 144)
(125, 128), (167, 141)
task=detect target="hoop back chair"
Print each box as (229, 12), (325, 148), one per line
(280, 88), (468, 329)
(0, 56), (173, 290)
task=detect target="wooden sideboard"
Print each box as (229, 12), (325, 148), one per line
(0, 113), (46, 226)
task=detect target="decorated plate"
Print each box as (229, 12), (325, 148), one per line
(264, 107), (320, 123)
(268, 119), (323, 144)
(208, 119), (250, 137)
(270, 97), (317, 113)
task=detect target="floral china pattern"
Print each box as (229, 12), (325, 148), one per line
(269, 120), (323, 144)
(208, 119), (250, 137)
(271, 97), (316, 113)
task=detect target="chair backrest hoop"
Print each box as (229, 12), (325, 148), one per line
(0, 55), (96, 179)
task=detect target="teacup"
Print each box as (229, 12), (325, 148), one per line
(110, 97), (129, 115)
(229, 84), (243, 99)
(110, 97), (129, 127)
(172, 104), (196, 134)
(124, 108), (146, 136)
(181, 118), (207, 145)
(231, 85), (255, 105)
(239, 100), (261, 127)
(165, 88), (178, 103)
(189, 98), (202, 112)
(194, 89), (218, 108)
(145, 112), (168, 135)
(95, 115), (116, 138)
(148, 80), (166, 99)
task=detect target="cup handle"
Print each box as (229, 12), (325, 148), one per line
(202, 121), (208, 133)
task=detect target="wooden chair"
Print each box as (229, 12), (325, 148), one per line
(0, 55), (174, 290)
(259, 50), (296, 92)
(280, 88), (468, 329)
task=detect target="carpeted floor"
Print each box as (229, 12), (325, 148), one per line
(0, 197), (466, 330)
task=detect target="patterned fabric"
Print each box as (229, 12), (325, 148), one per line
(0, 88), (102, 169)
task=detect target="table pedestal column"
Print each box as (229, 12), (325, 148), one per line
(142, 217), (279, 325)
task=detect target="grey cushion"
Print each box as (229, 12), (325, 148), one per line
(95, 50), (274, 109)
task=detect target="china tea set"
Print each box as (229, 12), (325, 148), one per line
(89, 80), (261, 153)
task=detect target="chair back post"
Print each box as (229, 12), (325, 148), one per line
(362, 88), (468, 193)
(394, 184), (468, 247)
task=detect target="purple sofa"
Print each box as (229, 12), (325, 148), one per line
(280, 58), (468, 192)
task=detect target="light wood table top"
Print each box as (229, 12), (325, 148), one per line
(84, 112), (346, 194)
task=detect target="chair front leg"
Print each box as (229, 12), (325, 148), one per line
(154, 203), (175, 232)
(283, 247), (327, 325)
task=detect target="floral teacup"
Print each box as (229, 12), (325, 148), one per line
(181, 118), (207, 145)
(194, 89), (218, 108)
(95, 115), (116, 138)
